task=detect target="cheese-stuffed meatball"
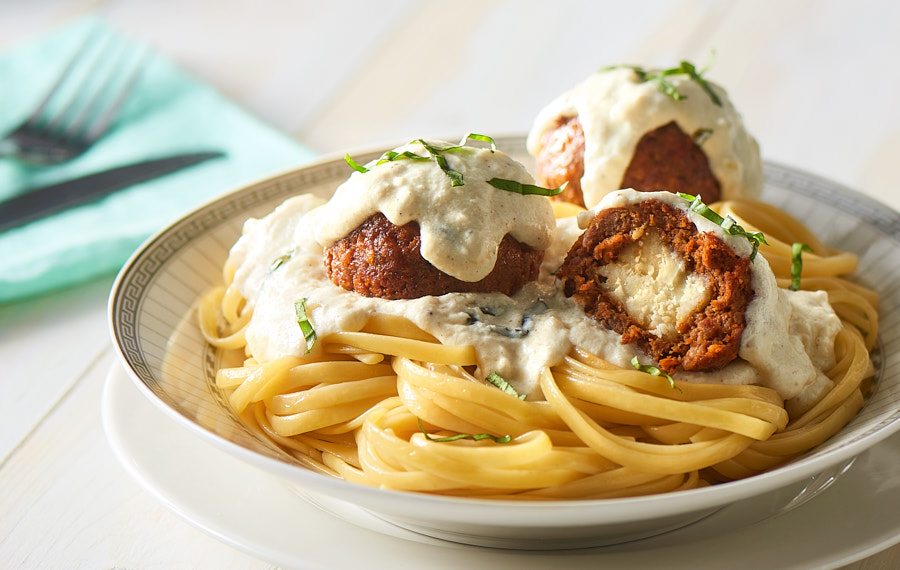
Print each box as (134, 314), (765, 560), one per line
(528, 64), (763, 208)
(558, 190), (754, 372)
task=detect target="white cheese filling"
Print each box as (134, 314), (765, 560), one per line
(598, 230), (710, 339)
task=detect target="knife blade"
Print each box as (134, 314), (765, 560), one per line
(0, 151), (225, 233)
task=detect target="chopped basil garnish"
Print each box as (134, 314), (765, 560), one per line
(677, 192), (767, 260)
(344, 153), (369, 173)
(270, 249), (294, 271)
(344, 133), (502, 186)
(486, 371), (526, 400)
(345, 133), (558, 195)
(376, 150), (430, 164)
(422, 144), (465, 186)
(631, 356), (680, 391)
(487, 177), (564, 197)
(294, 298), (317, 354)
(603, 55), (722, 106)
(692, 128), (713, 145)
(459, 132), (497, 151)
(679, 59), (722, 106)
(417, 417), (511, 443)
(790, 242), (813, 291)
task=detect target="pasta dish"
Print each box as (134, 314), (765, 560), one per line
(195, 65), (877, 500)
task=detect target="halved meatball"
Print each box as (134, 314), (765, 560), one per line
(534, 120), (721, 207)
(324, 213), (544, 300)
(557, 198), (753, 372)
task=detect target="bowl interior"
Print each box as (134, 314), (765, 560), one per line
(109, 136), (900, 548)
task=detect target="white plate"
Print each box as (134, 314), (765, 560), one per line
(108, 136), (900, 548)
(103, 362), (900, 569)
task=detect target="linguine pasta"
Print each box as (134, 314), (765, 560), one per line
(196, 199), (876, 500)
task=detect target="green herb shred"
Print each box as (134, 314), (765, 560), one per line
(344, 153), (370, 173)
(486, 371), (526, 400)
(677, 192), (767, 260)
(630, 356), (680, 391)
(343, 133), (502, 186)
(417, 417), (511, 443)
(692, 128), (713, 145)
(679, 59), (722, 106)
(424, 145), (465, 186)
(376, 150), (430, 165)
(459, 132), (497, 151)
(603, 54), (722, 106)
(790, 242), (813, 291)
(294, 298), (317, 354)
(487, 177), (564, 196)
(270, 249), (294, 271)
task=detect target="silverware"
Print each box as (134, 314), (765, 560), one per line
(0, 151), (225, 233)
(0, 27), (147, 165)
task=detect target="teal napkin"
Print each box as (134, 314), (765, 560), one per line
(0, 17), (315, 303)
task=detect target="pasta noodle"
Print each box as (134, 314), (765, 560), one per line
(199, 198), (877, 500)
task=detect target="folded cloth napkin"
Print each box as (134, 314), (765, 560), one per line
(0, 17), (315, 303)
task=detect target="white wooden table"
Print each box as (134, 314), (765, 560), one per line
(2, 1), (899, 568)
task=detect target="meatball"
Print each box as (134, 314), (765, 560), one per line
(324, 213), (544, 300)
(557, 198), (753, 372)
(527, 66), (763, 208)
(535, 120), (721, 207)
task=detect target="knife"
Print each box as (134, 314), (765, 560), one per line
(0, 151), (225, 233)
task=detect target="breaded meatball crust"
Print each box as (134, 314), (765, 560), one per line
(620, 121), (721, 203)
(534, 116), (587, 207)
(324, 213), (544, 300)
(557, 198), (754, 372)
(535, 119), (722, 206)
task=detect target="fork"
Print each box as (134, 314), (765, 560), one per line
(0, 29), (147, 165)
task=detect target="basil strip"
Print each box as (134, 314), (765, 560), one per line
(459, 132), (497, 151)
(376, 150), (430, 165)
(294, 298), (317, 354)
(345, 134), (501, 187)
(790, 242), (813, 291)
(487, 177), (564, 196)
(678, 59), (722, 106)
(345, 153), (369, 173)
(603, 55), (722, 106)
(486, 371), (526, 400)
(270, 249), (294, 271)
(677, 193), (768, 260)
(417, 418), (511, 443)
(692, 128), (713, 145)
(630, 356), (680, 391)
(426, 148), (465, 186)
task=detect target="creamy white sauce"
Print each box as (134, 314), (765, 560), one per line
(526, 67), (763, 207)
(230, 178), (839, 405)
(310, 140), (556, 283)
(231, 192), (624, 398)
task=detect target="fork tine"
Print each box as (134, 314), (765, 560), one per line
(80, 44), (148, 144)
(24, 26), (105, 127)
(44, 32), (114, 132)
(4, 25), (147, 164)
